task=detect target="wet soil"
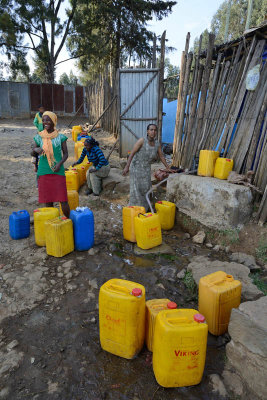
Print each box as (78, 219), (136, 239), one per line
(0, 118), (262, 399)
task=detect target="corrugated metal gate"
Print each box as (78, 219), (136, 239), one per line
(119, 69), (159, 157)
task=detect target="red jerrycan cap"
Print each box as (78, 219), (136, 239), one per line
(132, 288), (142, 297)
(157, 201), (163, 204)
(194, 313), (205, 323)
(61, 216), (68, 220)
(167, 301), (177, 309)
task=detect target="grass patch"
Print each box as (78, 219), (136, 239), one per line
(113, 250), (124, 257)
(218, 228), (240, 246)
(183, 271), (198, 300)
(256, 239), (267, 264)
(160, 254), (178, 261)
(249, 272), (267, 295)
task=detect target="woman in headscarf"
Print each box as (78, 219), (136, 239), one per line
(122, 124), (171, 210)
(72, 137), (110, 196)
(32, 111), (70, 217)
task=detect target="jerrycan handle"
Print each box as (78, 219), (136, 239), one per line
(207, 274), (234, 287)
(107, 283), (132, 296)
(168, 317), (192, 324)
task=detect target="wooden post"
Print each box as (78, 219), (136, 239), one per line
(173, 32), (190, 166)
(158, 30), (166, 143)
(152, 34), (157, 68)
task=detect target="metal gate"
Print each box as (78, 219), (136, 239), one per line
(119, 69), (159, 157)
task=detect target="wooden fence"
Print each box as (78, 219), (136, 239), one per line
(86, 70), (119, 135)
(173, 32), (266, 196)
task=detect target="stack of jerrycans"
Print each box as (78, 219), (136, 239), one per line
(198, 271), (241, 336)
(122, 206), (145, 242)
(99, 279), (145, 359)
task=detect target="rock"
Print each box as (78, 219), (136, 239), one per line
(187, 255), (263, 301)
(177, 269), (186, 279)
(167, 174), (252, 229)
(183, 233), (190, 239)
(65, 272), (73, 280)
(206, 243), (213, 248)
(225, 246), (230, 253)
(57, 273), (64, 278)
(230, 252), (256, 268)
(102, 168), (126, 192)
(192, 231), (206, 245)
(0, 387), (9, 398)
(119, 158), (127, 169)
(0, 349), (24, 377)
(225, 296), (267, 399)
(62, 260), (75, 269)
(159, 266), (176, 281)
(6, 340), (19, 351)
(88, 248), (95, 256)
(156, 283), (165, 290)
(209, 374), (228, 398)
(213, 245), (221, 252)
(222, 370), (244, 397)
(133, 242), (174, 255)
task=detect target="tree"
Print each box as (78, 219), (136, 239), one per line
(193, 0), (267, 51)
(68, 0), (176, 79)
(58, 70), (79, 85)
(211, 0), (267, 44)
(0, 0), (78, 83)
(164, 58), (179, 99)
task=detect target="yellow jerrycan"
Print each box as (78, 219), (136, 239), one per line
(45, 216), (74, 257)
(75, 164), (86, 185)
(65, 170), (79, 191)
(134, 213), (162, 250)
(198, 271), (241, 336)
(145, 299), (177, 352)
(122, 206), (146, 242)
(155, 201), (176, 230)
(214, 158), (234, 180)
(72, 125), (82, 142)
(68, 167), (81, 187)
(60, 190), (79, 215)
(74, 141), (84, 161)
(34, 207), (59, 246)
(197, 150), (219, 177)
(153, 309), (208, 388)
(99, 278), (146, 359)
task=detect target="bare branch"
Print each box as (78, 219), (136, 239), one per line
(55, 53), (86, 66)
(54, 0), (77, 62)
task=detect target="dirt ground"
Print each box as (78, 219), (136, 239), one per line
(0, 117), (266, 400)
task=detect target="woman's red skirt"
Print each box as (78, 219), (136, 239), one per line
(38, 174), (68, 203)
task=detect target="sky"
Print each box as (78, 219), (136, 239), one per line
(6, 0), (225, 81)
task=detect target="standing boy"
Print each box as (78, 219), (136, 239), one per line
(33, 105), (45, 132)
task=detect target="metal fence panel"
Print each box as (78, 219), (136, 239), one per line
(0, 81), (30, 118)
(119, 69), (159, 157)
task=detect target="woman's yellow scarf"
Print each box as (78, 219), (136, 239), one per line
(39, 111), (59, 168)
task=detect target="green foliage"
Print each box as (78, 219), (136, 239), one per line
(256, 239), (267, 264)
(58, 70), (79, 85)
(164, 57), (179, 100)
(68, 0), (176, 76)
(219, 228), (240, 246)
(183, 271), (198, 299)
(249, 272), (267, 295)
(192, 0), (267, 51)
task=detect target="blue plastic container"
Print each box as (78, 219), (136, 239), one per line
(70, 207), (94, 251)
(9, 210), (30, 240)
